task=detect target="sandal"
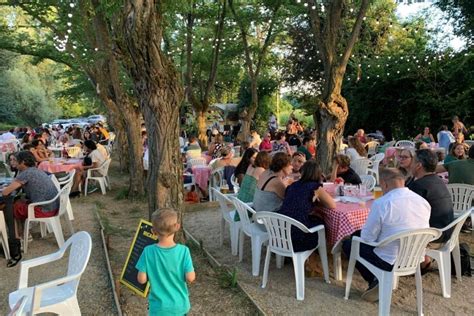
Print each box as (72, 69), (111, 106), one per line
(7, 253), (22, 268)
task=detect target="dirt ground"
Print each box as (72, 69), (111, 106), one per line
(0, 162), (257, 315)
(184, 205), (474, 315)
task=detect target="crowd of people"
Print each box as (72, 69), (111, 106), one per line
(0, 121), (112, 267)
(178, 112), (472, 304)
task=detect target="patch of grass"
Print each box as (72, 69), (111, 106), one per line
(96, 208), (132, 238)
(95, 200), (106, 210)
(115, 187), (129, 200)
(217, 267), (238, 289)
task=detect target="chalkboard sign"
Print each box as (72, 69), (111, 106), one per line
(120, 219), (158, 297)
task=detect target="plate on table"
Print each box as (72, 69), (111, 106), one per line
(334, 196), (372, 204)
(64, 159), (81, 164)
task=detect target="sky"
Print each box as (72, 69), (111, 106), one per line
(397, 1), (465, 50)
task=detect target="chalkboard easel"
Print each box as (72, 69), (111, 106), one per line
(120, 219), (158, 297)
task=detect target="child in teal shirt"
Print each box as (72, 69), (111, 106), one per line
(136, 208), (196, 315)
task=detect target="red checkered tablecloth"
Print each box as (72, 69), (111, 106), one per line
(192, 165), (211, 191)
(323, 201), (373, 247)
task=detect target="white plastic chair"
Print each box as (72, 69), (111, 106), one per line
(344, 228), (441, 316)
(187, 157), (207, 169)
(446, 184), (474, 216)
(231, 197), (269, 276)
(426, 209), (472, 298)
(230, 174), (240, 194)
(51, 169), (76, 222)
(395, 140), (415, 148)
(331, 239), (345, 281)
(23, 182), (74, 254)
(360, 174), (376, 192)
(368, 153), (385, 184)
(212, 188), (240, 256)
(350, 158), (371, 176)
(209, 168), (224, 202)
(255, 212), (330, 301)
(8, 295), (28, 316)
(365, 141), (379, 157)
(0, 210), (10, 260)
(83, 158), (112, 196)
(9, 231), (92, 315)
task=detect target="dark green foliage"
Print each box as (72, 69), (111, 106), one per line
(437, 0), (474, 45)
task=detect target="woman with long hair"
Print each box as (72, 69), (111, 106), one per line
(444, 142), (466, 164)
(397, 148), (415, 186)
(345, 136), (367, 162)
(234, 148), (258, 185)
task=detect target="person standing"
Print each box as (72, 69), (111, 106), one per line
(268, 112), (278, 132)
(136, 208), (195, 315)
(437, 125), (455, 154)
(452, 116), (467, 139)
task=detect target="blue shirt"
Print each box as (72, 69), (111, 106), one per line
(136, 243), (194, 315)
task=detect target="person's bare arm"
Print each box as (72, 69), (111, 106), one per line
(2, 180), (22, 197)
(313, 187), (336, 209)
(274, 180), (287, 200)
(186, 271), (196, 283)
(329, 163), (338, 182)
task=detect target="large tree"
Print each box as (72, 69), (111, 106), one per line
(2, 2), (146, 196)
(307, 0), (369, 172)
(121, 0), (184, 217)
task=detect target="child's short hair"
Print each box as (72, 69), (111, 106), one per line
(152, 208), (179, 236)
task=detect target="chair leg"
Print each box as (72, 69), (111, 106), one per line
(238, 231), (244, 262)
(66, 199), (74, 221)
(334, 252), (343, 281)
(392, 275), (399, 290)
(452, 244), (462, 282)
(317, 242), (330, 284)
(50, 218), (65, 248)
(344, 255), (357, 299)
(415, 266), (424, 316)
(220, 217), (225, 246)
(251, 236), (263, 276)
(379, 272), (394, 316)
(99, 179), (106, 194)
(23, 220), (30, 254)
(292, 254), (306, 300)
(276, 255), (284, 269)
(84, 178), (89, 196)
(261, 247), (271, 288)
(230, 225), (239, 256)
(438, 252), (452, 298)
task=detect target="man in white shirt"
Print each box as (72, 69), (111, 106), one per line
(342, 168), (430, 302)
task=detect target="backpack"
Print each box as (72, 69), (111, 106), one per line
(451, 243), (472, 277)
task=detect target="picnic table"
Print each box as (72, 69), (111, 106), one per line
(38, 158), (83, 174)
(192, 165), (211, 191)
(322, 200), (373, 247)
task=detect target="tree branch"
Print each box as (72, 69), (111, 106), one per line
(340, 0), (369, 70)
(255, 3), (280, 77)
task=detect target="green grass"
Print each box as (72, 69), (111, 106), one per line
(114, 187), (129, 200)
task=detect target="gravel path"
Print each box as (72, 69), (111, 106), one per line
(0, 197), (117, 315)
(184, 204), (474, 315)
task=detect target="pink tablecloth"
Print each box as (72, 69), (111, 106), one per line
(38, 158), (82, 174)
(383, 147), (400, 164)
(0, 142), (16, 153)
(323, 201), (373, 247)
(192, 165), (211, 191)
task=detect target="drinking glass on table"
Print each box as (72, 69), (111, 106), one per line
(359, 183), (367, 196)
(373, 187), (383, 199)
(220, 183), (229, 194)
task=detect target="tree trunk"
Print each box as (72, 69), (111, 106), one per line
(315, 72), (348, 174)
(239, 79), (258, 142)
(122, 0), (184, 219)
(197, 111), (208, 148)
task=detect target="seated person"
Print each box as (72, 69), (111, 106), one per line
(272, 132), (292, 155)
(71, 140), (107, 196)
(443, 142), (465, 164)
(297, 136), (315, 160)
(415, 141), (428, 150)
(211, 146), (240, 171)
(409, 149), (454, 244)
(342, 168), (431, 302)
(234, 152), (271, 221)
(233, 148), (258, 185)
(208, 134), (225, 159)
(30, 139), (53, 162)
(330, 154), (362, 185)
(437, 145), (474, 185)
(345, 137), (367, 162)
(185, 135), (202, 160)
(253, 152), (292, 213)
(279, 160), (335, 273)
(289, 152), (306, 180)
(248, 130), (262, 150)
(2, 151), (61, 266)
(259, 132), (273, 153)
